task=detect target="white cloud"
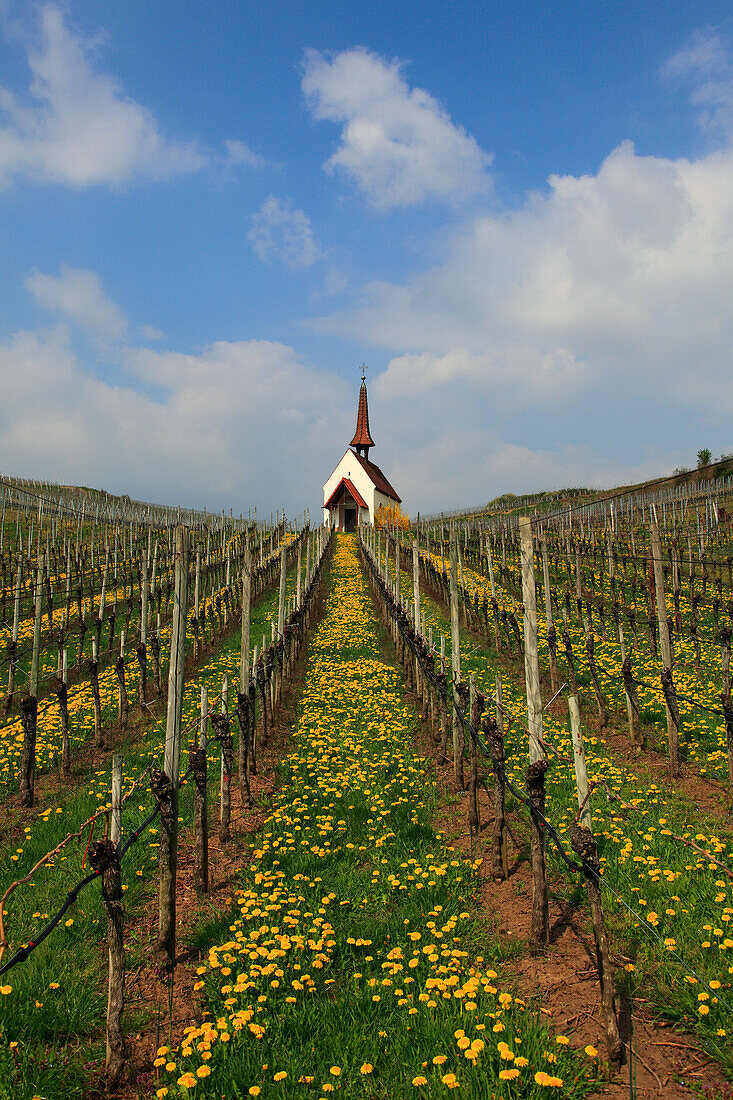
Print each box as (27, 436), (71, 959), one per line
(330, 138), (733, 420)
(26, 265), (126, 338)
(0, 326), (351, 514)
(0, 4), (206, 188)
(661, 28), (733, 137)
(225, 138), (270, 169)
(302, 46), (491, 209)
(248, 196), (322, 268)
(140, 324), (164, 341)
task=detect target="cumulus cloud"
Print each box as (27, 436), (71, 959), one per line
(0, 4), (206, 188)
(26, 265), (126, 338)
(248, 196), (322, 268)
(0, 326), (351, 513)
(331, 138), (733, 420)
(302, 46), (491, 209)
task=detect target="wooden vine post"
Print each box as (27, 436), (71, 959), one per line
(449, 527), (464, 791)
(296, 539), (302, 608)
(193, 549), (201, 657)
(218, 677), (232, 844)
(277, 542), (287, 707)
(468, 674), (482, 839)
(5, 560), (22, 710)
(192, 685), (209, 895)
(437, 635), (448, 764)
(650, 520), (680, 774)
(55, 649), (70, 775)
(20, 557), (44, 806)
(116, 632), (129, 728)
(568, 695), (591, 829)
(618, 623), (642, 752)
(138, 558), (149, 706)
(88, 752), (125, 1089)
(541, 532), (558, 693)
(412, 538), (422, 697)
(519, 516), (549, 948)
(157, 525), (188, 969)
(487, 673), (508, 880)
(485, 536), (501, 652)
(566, 702), (624, 1072)
(239, 541), (252, 792)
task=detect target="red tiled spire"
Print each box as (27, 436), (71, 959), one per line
(350, 378), (375, 455)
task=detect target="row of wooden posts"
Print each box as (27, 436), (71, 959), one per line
(393, 515), (733, 786)
(4, 513), (253, 710)
(12, 523), (304, 807)
(65, 524), (330, 1090)
(359, 521), (625, 1069)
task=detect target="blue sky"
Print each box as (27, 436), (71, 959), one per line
(1, 1), (732, 518)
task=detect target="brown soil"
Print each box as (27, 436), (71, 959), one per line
(415, 725), (732, 1099)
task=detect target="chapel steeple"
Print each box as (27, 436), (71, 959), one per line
(349, 365), (375, 460)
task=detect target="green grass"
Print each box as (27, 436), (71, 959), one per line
(401, 551), (733, 1079)
(0, 562), (299, 1100)
(161, 536), (599, 1099)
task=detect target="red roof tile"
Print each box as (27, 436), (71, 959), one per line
(350, 380), (375, 449)
(349, 450), (401, 503)
(324, 477), (368, 511)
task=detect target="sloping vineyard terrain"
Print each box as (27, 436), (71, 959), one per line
(1, 469), (732, 1100)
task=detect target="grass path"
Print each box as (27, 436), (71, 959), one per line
(161, 535), (599, 1100)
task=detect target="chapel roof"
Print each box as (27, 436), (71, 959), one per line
(324, 477), (368, 510)
(349, 449), (401, 503)
(349, 379), (375, 450)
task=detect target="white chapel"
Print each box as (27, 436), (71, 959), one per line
(322, 372), (401, 530)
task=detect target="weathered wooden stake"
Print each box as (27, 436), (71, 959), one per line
(568, 695), (592, 830)
(569, 823), (624, 1069)
(618, 624), (642, 751)
(5, 560), (22, 710)
(111, 754), (122, 845)
(89, 837), (125, 1090)
(650, 520), (680, 774)
(58, 648), (70, 774)
(520, 516), (549, 948)
(468, 674), (482, 838)
(541, 533), (558, 693)
(192, 685), (209, 894)
(89, 637), (103, 748)
(116, 632), (129, 728)
(437, 634), (448, 764)
(449, 529), (464, 790)
(157, 526), (188, 969)
(485, 673), (508, 879)
(277, 541), (287, 638)
(219, 677), (232, 843)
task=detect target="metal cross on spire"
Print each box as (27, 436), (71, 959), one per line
(360, 362), (368, 382)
